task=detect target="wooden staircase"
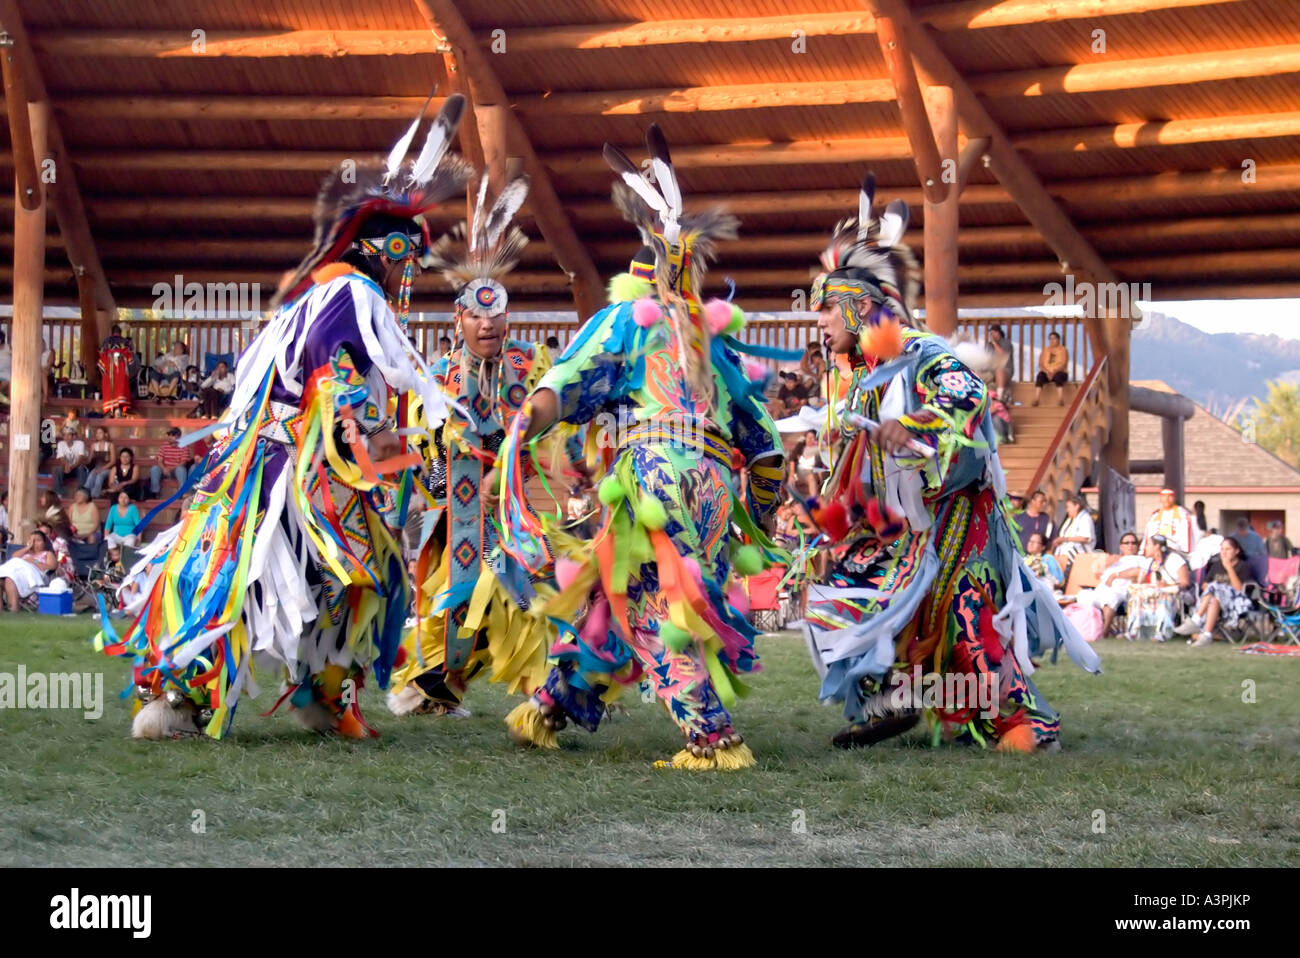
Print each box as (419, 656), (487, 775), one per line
(996, 381), (1083, 498)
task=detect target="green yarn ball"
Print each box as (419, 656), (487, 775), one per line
(634, 495), (669, 530)
(732, 544), (764, 576)
(724, 304), (746, 336)
(659, 622), (693, 653)
(598, 476), (627, 506)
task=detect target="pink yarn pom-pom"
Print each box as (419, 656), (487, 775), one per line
(704, 298), (733, 335)
(632, 297), (660, 328)
(727, 583), (750, 616)
(556, 557), (582, 592)
(744, 359), (768, 382)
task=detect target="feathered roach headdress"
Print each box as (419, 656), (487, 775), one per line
(603, 124), (739, 399)
(424, 173), (530, 318)
(809, 172), (920, 359)
(272, 91), (472, 317)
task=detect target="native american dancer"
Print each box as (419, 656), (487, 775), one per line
(94, 96), (471, 740)
(98, 324), (135, 418)
(386, 174), (559, 717)
(800, 174), (1100, 752)
(496, 126), (787, 770)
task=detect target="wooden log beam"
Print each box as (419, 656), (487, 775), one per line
(544, 136), (921, 175)
(11, 162), (1299, 225)
(51, 43), (1294, 126)
(922, 85), (959, 333)
(1116, 248), (1300, 277)
(14, 102), (1292, 177)
(875, 16), (947, 203)
(54, 94), (451, 121)
(31, 29), (445, 58)
(486, 13), (878, 51)
(414, 0), (615, 320)
(9, 98), (47, 539)
(957, 137), (991, 194)
(974, 43), (1300, 98)
(26, 6), (1241, 61)
(35, 213), (1300, 265)
(513, 79), (897, 116)
(1013, 110), (1300, 154)
(1085, 211), (1300, 251)
(923, 0), (1243, 30)
(1054, 163), (1300, 205)
(0, 31), (40, 211)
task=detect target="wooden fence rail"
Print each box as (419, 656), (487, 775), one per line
(4, 313), (1094, 383)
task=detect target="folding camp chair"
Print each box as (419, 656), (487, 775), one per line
(745, 566), (787, 633)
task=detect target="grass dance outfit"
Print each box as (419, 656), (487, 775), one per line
(94, 97), (470, 740)
(498, 126), (786, 769)
(389, 173), (559, 715)
(801, 175), (1101, 752)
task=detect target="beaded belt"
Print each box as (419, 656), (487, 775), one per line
(257, 400), (302, 447)
(619, 421), (732, 468)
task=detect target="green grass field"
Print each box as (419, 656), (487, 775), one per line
(1, 613), (1297, 867)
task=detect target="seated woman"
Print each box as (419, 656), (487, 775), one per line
(1176, 536), (1258, 646)
(1051, 494), (1096, 571)
(1033, 331), (1069, 406)
(68, 487), (102, 544)
(0, 531), (58, 610)
(146, 351), (182, 401)
(103, 490), (142, 548)
(85, 427), (116, 499)
(199, 360), (236, 417)
(105, 447), (145, 502)
(181, 364), (203, 401)
(1123, 535), (1192, 641)
(1074, 532), (1143, 629)
(1024, 532), (1065, 590)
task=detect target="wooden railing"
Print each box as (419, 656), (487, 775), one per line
(1027, 355), (1112, 517)
(11, 312), (1095, 379)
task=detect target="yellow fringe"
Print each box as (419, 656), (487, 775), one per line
(391, 537), (552, 699)
(661, 743), (756, 771)
(505, 700), (559, 750)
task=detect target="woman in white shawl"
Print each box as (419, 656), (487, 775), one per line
(0, 532), (57, 610)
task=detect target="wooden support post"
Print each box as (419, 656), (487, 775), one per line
(957, 136), (990, 194)
(0, 31), (39, 211)
(875, 16), (948, 203)
(1161, 414), (1186, 506)
(78, 272), (100, 389)
(10, 99), (48, 539)
(474, 100), (508, 206)
(440, 50), (484, 231)
(922, 85), (958, 335)
(1103, 309), (1132, 479)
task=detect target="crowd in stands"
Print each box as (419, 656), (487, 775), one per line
(1012, 485), (1297, 647)
(0, 336), (235, 613)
